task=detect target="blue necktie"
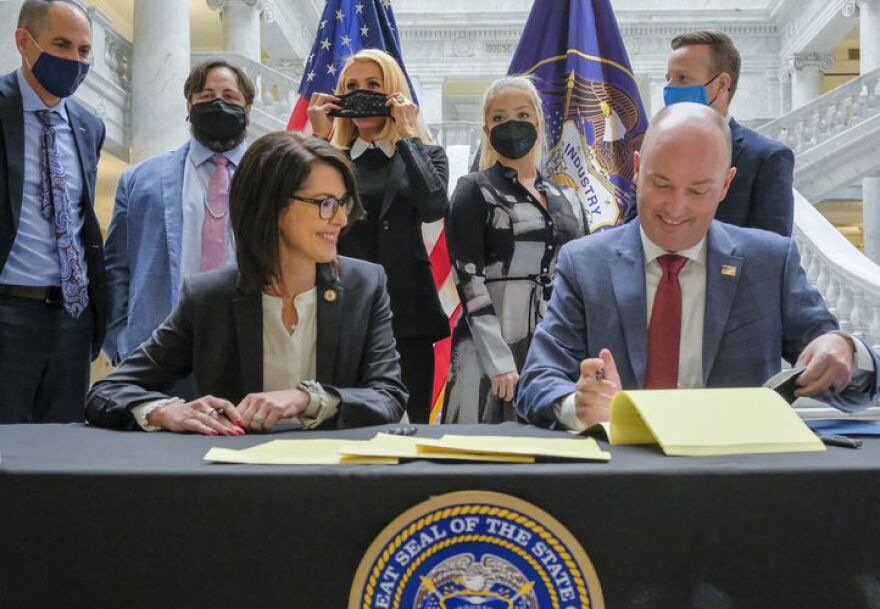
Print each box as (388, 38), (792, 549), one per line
(35, 110), (88, 318)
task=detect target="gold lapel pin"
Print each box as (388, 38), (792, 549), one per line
(323, 289), (337, 302)
(721, 265), (737, 277)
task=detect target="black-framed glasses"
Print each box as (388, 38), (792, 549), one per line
(291, 195), (355, 220)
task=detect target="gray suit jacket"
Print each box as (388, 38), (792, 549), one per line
(86, 257), (407, 430)
(103, 143), (189, 363)
(517, 220), (880, 429)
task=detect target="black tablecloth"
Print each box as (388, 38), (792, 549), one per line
(2, 422), (879, 609)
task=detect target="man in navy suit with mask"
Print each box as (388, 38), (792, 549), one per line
(0, 0), (106, 423)
(664, 30), (794, 237)
(102, 60), (253, 374)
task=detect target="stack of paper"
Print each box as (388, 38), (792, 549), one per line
(609, 387), (825, 456)
(204, 433), (611, 464)
(205, 439), (398, 465)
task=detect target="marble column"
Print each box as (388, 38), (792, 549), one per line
(859, 0), (880, 262)
(418, 78), (445, 141)
(130, 0), (190, 163)
(0, 1), (25, 75)
(207, 0), (274, 63)
(785, 53), (834, 109)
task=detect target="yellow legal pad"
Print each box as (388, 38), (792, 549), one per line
(204, 439), (398, 465)
(609, 387), (825, 456)
(338, 433), (535, 463)
(415, 435), (610, 461)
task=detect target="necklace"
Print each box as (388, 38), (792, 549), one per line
(188, 153), (230, 219)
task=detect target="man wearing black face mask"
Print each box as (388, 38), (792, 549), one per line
(0, 0), (106, 423)
(102, 61), (253, 382)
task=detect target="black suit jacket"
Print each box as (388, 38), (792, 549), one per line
(715, 117), (795, 237)
(85, 258), (407, 430)
(339, 138), (450, 341)
(0, 70), (107, 357)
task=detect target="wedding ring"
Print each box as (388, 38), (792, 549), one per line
(253, 414), (266, 424)
(207, 408), (220, 418)
(395, 93), (405, 103)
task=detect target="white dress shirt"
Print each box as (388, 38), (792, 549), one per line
(131, 287), (339, 431)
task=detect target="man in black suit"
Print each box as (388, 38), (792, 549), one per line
(0, 0), (106, 422)
(665, 30), (794, 237)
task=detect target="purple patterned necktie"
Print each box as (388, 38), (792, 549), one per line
(35, 110), (88, 318)
(200, 154), (230, 271)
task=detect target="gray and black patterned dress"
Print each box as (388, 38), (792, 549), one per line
(442, 162), (587, 423)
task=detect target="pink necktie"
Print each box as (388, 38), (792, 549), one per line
(645, 254), (688, 389)
(200, 154), (230, 271)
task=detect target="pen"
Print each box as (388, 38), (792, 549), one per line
(820, 434), (862, 449)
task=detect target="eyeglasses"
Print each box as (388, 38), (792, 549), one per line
(291, 195), (355, 220)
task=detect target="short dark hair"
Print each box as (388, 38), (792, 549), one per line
(671, 30), (741, 99)
(184, 60), (256, 106)
(18, 0), (90, 35)
(230, 132), (365, 290)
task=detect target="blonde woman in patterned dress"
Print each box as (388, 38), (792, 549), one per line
(442, 76), (588, 424)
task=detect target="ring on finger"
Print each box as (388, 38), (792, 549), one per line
(253, 414), (266, 424)
(395, 93), (405, 103)
(206, 408), (219, 418)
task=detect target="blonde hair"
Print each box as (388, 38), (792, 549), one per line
(478, 75), (546, 171)
(330, 49), (434, 149)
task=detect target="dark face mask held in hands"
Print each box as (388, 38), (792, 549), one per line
(329, 89), (392, 119)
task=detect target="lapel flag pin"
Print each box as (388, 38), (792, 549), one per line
(323, 289), (337, 302)
(721, 265), (737, 277)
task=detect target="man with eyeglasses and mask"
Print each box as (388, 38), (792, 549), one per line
(0, 0), (105, 423)
(664, 31), (794, 237)
(103, 61), (253, 394)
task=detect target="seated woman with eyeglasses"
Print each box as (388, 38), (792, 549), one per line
(86, 132), (407, 434)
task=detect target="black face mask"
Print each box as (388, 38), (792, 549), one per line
(189, 98), (248, 152)
(490, 120), (538, 160)
(329, 89), (391, 118)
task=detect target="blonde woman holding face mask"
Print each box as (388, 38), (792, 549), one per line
(307, 49), (450, 424)
(442, 76), (588, 424)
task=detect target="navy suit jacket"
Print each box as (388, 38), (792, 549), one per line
(86, 258), (407, 430)
(103, 143), (189, 363)
(0, 70), (106, 357)
(715, 117), (794, 237)
(517, 220), (880, 429)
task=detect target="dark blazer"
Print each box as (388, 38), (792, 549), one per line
(85, 258), (408, 430)
(0, 70), (107, 357)
(715, 117), (795, 237)
(517, 220), (880, 429)
(339, 138), (450, 341)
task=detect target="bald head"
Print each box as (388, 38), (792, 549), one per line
(643, 102), (732, 170)
(634, 102), (737, 252)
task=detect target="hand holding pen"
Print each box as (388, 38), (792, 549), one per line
(574, 348), (622, 427)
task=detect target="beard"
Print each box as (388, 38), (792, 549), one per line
(190, 122), (248, 153)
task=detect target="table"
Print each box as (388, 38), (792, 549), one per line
(1, 422), (878, 609)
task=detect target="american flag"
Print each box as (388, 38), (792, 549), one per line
(287, 0), (417, 131)
(287, 0), (458, 423)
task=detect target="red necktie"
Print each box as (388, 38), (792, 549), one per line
(200, 154), (230, 271)
(645, 254), (688, 389)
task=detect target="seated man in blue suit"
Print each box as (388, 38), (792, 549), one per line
(518, 103), (878, 431)
(102, 60), (253, 368)
(664, 30), (794, 237)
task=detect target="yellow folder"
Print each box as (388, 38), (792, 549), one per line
(415, 435), (610, 461)
(609, 387), (825, 456)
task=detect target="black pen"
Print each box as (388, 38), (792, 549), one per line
(820, 434), (862, 449)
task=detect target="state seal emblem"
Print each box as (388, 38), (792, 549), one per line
(349, 491), (604, 609)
